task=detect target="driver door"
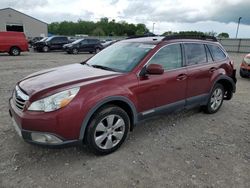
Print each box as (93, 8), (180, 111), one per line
(137, 43), (187, 115)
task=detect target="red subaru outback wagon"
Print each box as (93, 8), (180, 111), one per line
(9, 35), (236, 154)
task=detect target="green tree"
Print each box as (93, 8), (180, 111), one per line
(92, 27), (105, 36)
(217, 32), (229, 38)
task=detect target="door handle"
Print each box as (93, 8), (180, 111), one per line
(177, 74), (187, 81)
(209, 67), (217, 73)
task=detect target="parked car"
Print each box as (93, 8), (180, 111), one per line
(63, 38), (103, 54)
(33, 36), (70, 52)
(28, 37), (43, 47)
(101, 39), (114, 48)
(239, 53), (250, 78)
(0, 31), (29, 56)
(9, 35), (236, 155)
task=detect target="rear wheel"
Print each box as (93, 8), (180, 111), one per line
(204, 83), (224, 114)
(86, 105), (130, 155)
(9, 47), (20, 56)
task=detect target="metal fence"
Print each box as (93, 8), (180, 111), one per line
(218, 39), (250, 53)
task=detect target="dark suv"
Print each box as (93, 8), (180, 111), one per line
(9, 35), (236, 155)
(33, 36), (70, 52)
(63, 38), (103, 54)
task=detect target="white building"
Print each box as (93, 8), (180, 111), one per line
(0, 8), (48, 38)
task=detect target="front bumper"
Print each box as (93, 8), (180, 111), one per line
(9, 109), (78, 148)
(240, 68), (250, 77)
(9, 97), (81, 148)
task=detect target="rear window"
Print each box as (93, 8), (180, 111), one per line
(207, 45), (226, 61)
(184, 43), (207, 65)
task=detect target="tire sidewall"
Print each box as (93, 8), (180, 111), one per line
(72, 48), (78, 54)
(86, 106), (130, 155)
(207, 83), (224, 114)
(43, 46), (49, 52)
(10, 47), (20, 56)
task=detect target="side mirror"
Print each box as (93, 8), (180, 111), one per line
(146, 64), (164, 75)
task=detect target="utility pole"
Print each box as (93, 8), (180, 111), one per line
(236, 17), (242, 38)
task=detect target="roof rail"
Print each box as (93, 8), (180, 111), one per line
(126, 33), (157, 39)
(162, 34), (217, 42)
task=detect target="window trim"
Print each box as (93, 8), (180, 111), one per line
(140, 42), (185, 73)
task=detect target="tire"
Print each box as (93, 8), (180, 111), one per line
(72, 48), (78, 54)
(86, 105), (130, 155)
(240, 69), (247, 78)
(9, 47), (20, 56)
(42, 46), (49, 52)
(204, 83), (224, 114)
(95, 48), (101, 54)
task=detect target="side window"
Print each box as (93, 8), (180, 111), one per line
(81, 40), (88, 45)
(148, 44), (182, 70)
(184, 43), (207, 65)
(207, 44), (226, 61)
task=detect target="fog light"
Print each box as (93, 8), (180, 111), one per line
(31, 133), (63, 144)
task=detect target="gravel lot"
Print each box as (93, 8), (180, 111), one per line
(0, 51), (249, 188)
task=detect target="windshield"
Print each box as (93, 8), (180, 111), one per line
(72, 39), (83, 44)
(86, 42), (155, 72)
(39, 37), (48, 42)
(45, 37), (55, 41)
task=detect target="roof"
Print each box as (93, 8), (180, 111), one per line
(0, 7), (48, 25)
(123, 35), (218, 45)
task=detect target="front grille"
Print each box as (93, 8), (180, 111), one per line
(13, 86), (29, 111)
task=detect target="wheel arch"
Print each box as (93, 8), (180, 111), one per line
(212, 75), (236, 100)
(9, 46), (21, 52)
(79, 96), (138, 142)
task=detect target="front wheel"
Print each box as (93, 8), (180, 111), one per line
(86, 105), (130, 155)
(240, 69), (248, 78)
(42, 46), (49, 52)
(95, 48), (101, 54)
(204, 83), (224, 114)
(72, 48), (78, 54)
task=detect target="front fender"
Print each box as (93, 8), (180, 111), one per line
(78, 96), (138, 141)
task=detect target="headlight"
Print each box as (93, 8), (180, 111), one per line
(28, 87), (80, 112)
(244, 57), (250, 65)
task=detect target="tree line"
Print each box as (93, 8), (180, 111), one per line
(48, 17), (149, 36)
(48, 18), (229, 38)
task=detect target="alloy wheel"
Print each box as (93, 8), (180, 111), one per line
(210, 88), (223, 111)
(94, 114), (125, 150)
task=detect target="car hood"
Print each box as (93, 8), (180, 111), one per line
(34, 41), (46, 46)
(18, 64), (121, 96)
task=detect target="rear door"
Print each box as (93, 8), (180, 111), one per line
(79, 39), (89, 52)
(184, 43), (219, 106)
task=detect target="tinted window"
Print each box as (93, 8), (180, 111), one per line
(88, 39), (99, 44)
(184, 43), (207, 65)
(148, 44), (182, 70)
(207, 45), (226, 61)
(80, 40), (88, 45)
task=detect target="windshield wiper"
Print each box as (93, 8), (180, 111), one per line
(91, 65), (117, 72)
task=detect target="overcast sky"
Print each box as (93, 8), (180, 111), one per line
(1, 0), (250, 38)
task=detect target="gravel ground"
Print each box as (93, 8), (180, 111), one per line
(0, 51), (249, 188)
